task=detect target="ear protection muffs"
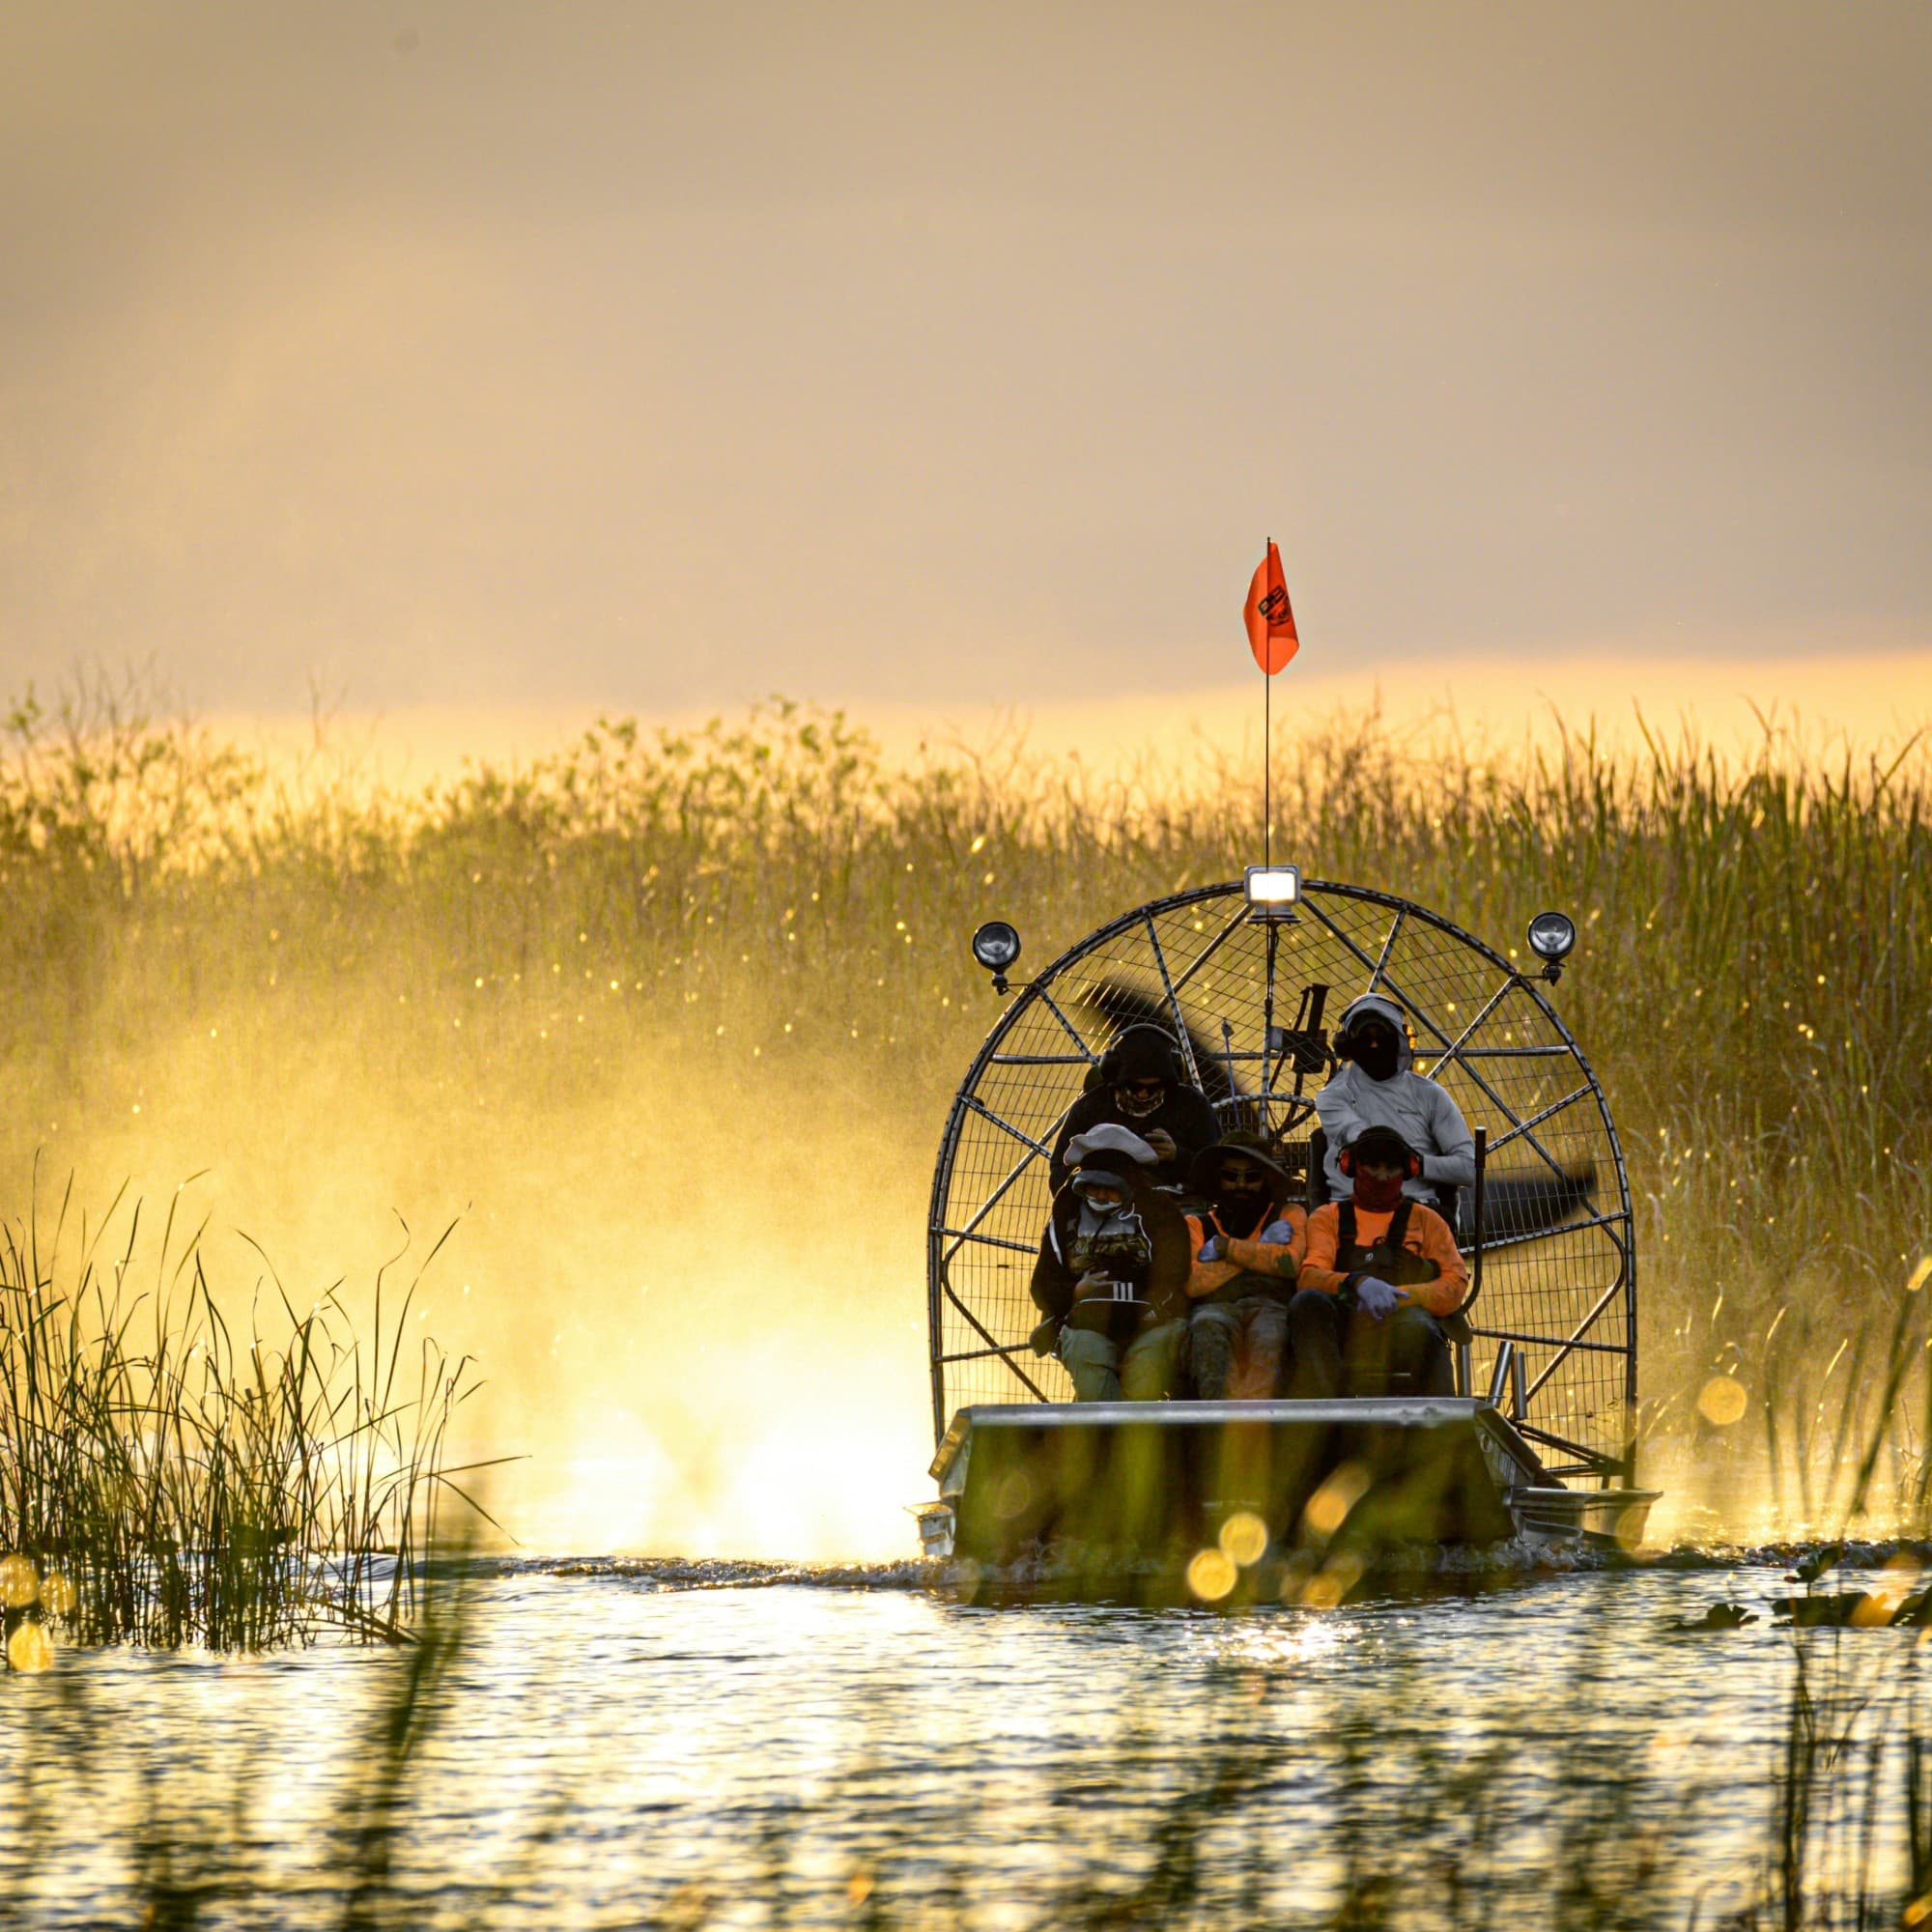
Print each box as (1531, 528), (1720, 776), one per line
(1337, 1145), (1422, 1180)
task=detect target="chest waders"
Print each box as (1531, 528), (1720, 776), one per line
(1335, 1200), (1442, 1296)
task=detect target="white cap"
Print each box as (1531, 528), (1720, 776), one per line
(1064, 1124), (1159, 1167)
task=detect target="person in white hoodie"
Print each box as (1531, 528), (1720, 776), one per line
(1313, 994), (1475, 1208)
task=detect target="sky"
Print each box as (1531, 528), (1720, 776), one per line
(4, 2), (1930, 717)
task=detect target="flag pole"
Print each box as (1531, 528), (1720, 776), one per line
(1261, 543), (1275, 1142)
(1264, 539), (1271, 868)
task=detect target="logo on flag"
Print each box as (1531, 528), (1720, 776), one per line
(1243, 541), (1299, 675)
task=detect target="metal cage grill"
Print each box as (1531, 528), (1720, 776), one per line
(926, 882), (1636, 1479)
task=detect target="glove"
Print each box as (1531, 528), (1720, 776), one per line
(1354, 1276), (1408, 1321)
(1260, 1219), (1296, 1245)
(1029, 1317), (1061, 1357)
(1197, 1235), (1225, 1263)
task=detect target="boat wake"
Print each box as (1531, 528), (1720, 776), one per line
(489, 1555), (944, 1590)
(482, 1538), (1930, 1600)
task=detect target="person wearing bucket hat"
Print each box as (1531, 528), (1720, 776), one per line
(1287, 1124), (1466, 1398)
(1314, 994), (1475, 1208)
(1028, 1127), (1191, 1401)
(1179, 1129), (1306, 1399)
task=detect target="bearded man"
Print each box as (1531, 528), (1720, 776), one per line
(1181, 1130), (1305, 1400)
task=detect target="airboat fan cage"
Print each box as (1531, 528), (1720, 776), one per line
(926, 882), (1637, 1481)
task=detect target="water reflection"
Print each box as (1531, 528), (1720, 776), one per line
(0, 1567), (1909, 1924)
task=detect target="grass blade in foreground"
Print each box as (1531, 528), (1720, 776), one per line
(0, 1173), (493, 1653)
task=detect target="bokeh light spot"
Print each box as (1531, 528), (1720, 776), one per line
(7, 1622), (53, 1672)
(0, 1554), (39, 1608)
(1302, 1463), (1373, 1541)
(1298, 1553), (1365, 1610)
(992, 1470), (1034, 1520)
(1218, 1512), (1269, 1568)
(1697, 1376), (1748, 1426)
(1186, 1548), (1237, 1602)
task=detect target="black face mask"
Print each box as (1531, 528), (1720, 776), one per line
(1352, 1033), (1400, 1082)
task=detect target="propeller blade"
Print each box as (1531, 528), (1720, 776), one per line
(1063, 977), (1244, 1110)
(1477, 1163), (1599, 1240)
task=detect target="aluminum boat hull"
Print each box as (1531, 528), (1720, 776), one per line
(921, 1397), (1656, 1573)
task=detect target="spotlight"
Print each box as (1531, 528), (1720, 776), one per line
(970, 920), (1022, 993)
(1243, 865), (1301, 920)
(1525, 910), (1577, 981)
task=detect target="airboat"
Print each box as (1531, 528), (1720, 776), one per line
(916, 865), (1659, 1592)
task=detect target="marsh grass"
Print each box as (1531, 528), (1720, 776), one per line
(0, 1544), (554, 1932)
(1630, 1254), (1932, 1547)
(3, 676), (1931, 1520)
(0, 1167), (491, 1652)
(10, 1382), (1932, 1929)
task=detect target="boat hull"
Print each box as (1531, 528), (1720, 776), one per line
(925, 1397), (1655, 1575)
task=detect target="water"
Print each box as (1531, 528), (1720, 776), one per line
(0, 1561), (1916, 1926)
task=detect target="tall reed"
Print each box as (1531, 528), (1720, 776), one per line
(3, 677), (1928, 1517)
(0, 1167), (486, 1650)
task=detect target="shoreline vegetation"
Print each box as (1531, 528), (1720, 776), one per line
(4, 675), (1929, 1535)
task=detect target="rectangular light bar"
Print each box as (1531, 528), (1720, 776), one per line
(1243, 864), (1302, 918)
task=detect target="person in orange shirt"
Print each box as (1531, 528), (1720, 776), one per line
(1287, 1125), (1465, 1399)
(1181, 1129), (1306, 1398)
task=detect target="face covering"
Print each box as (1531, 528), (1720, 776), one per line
(1116, 1082), (1165, 1119)
(1352, 1030), (1400, 1082)
(1070, 1171), (1131, 1208)
(1351, 1164), (1406, 1212)
(1211, 1173), (1271, 1239)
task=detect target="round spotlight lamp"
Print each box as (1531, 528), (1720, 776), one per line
(1525, 910), (1577, 981)
(970, 920), (1022, 993)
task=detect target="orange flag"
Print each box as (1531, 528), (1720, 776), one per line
(1242, 540), (1299, 674)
